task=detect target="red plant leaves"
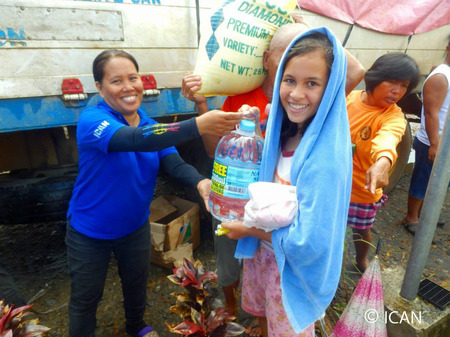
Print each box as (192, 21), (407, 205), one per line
(166, 259), (244, 336)
(0, 331), (13, 337)
(182, 259), (198, 284)
(0, 301), (49, 337)
(169, 321), (205, 336)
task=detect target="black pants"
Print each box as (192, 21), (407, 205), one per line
(65, 222), (151, 337)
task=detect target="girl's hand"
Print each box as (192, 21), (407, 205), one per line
(196, 179), (211, 212)
(221, 221), (249, 240)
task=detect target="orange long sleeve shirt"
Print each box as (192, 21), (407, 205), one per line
(347, 91), (407, 203)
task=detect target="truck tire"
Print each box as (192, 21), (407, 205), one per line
(0, 169), (77, 225)
(384, 122), (412, 195)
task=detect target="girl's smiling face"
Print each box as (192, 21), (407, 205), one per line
(96, 56), (143, 116)
(280, 49), (329, 128)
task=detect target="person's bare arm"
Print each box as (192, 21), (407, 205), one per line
(290, 13), (310, 26)
(182, 74), (223, 156)
(422, 73), (448, 162)
(182, 74), (209, 115)
(288, 15), (364, 96)
(221, 221), (272, 242)
(344, 49), (365, 96)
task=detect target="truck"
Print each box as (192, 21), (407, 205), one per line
(0, 0), (448, 225)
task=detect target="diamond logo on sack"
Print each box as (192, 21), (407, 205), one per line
(205, 0), (234, 60)
(205, 9), (224, 60)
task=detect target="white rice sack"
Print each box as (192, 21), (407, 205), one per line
(194, 0), (296, 96)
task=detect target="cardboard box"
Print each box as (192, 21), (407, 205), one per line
(149, 195), (200, 268)
(149, 243), (194, 269)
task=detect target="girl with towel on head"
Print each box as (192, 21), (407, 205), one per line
(221, 27), (353, 336)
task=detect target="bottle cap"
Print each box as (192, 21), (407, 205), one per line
(239, 120), (255, 132)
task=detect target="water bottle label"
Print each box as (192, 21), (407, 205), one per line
(211, 161), (259, 199)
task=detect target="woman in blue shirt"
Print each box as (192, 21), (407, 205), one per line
(66, 49), (242, 337)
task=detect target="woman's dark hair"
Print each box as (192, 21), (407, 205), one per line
(364, 52), (420, 95)
(281, 33), (334, 141)
(92, 49), (139, 83)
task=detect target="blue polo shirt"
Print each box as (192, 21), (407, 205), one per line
(68, 101), (177, 239)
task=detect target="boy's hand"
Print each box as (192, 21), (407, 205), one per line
(239, 104), (262, 136)
(182, 74), (207, 105)
(239, 104), (260, 124)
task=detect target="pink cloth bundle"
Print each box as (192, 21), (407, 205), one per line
(243, 182), (297, 232)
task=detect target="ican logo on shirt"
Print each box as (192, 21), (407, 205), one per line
(93, 120), (110, 138)
(360, 126), (372, 140)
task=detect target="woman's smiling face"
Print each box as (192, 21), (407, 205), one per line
(280, 49), (329, 127)
(96, 56), (143, 116)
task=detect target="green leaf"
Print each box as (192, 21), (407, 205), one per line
(169, 304), (191, 318)
(16, 323), (51, 337)
(224, 322), (246, 336)
(196, 289), (208, 306)
(173, 292), (191, 303)
(167, 274), (182, 285)
(191, 308), (202, 326)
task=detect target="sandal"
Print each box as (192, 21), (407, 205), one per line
(244, 317), (263, 337)
(347, 261), (366, 274)
(403, 222), (419, 235)
(400, 218), (445, 235)
(137, 326), (159, 337)
(401, 220), (437, 244)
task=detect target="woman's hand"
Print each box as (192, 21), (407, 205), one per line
(221, 221), (249, 240)
(365, 156), (391, 194)
(197, 178), (211, 212)
(196, 110), (243, 137)
(182, 74), (207, 106)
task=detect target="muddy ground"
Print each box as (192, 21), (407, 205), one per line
(0, 170), (448, 336)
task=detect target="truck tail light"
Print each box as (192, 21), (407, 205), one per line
(141, 75), (160, 96)
(62, 78), (88, 101)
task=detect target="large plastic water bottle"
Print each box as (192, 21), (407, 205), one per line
(209, 120), (263, 222)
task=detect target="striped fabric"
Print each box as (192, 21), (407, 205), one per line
(347, 195), (388, 229)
